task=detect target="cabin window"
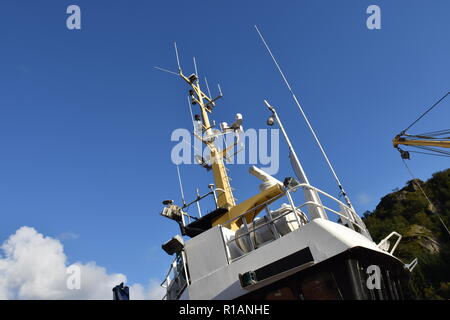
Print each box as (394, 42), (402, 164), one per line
(264, 287), (296, 300)
(299, 272), (342, 300)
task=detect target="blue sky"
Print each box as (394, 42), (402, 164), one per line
(0, 0), (449, 289)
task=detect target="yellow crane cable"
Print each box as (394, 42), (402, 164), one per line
(401, 159), (450, 236)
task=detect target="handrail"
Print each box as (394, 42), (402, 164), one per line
(227, 200), (367, 248)
(221, 183), (371, 262)
(224, 203), (309, 262)
(378, 231), (402, 255)
(160, 258), (176, 287)
(220, 192), (287, 227)
(226, 205), (306, 245)
(162, 182), (373, 296)
(404, 257), (418, 272)
(222, 183), (368, 234)
(160, 254), (189, 300)
(287, 184), (367, 232)
(160, 254), (189, 288)
(296, 201), (367, 231)
(300, 184), (358, 219)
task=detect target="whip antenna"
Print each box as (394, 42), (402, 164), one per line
(193, 57), (199, 78)
(205, 77), (212, 97)
(187, 96), (195, 130)
(174, 42), (181, 72)
(153, 66), (178, 76)
(255, 25), (353, 208)
(176, 165), (186, 207)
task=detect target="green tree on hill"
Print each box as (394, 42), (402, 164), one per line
(363, 168), (450, 299)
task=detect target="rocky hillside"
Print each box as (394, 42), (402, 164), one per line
(363, 168), (450, 299)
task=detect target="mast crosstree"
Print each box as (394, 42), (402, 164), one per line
(179, 59), (236, 209)
(167, 43), (284, 230)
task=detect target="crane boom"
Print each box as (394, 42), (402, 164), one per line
(393, 135), (450, 149)
(393, 92), (449, 159)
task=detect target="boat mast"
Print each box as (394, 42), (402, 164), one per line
(160, 43), (285, 231)
(255, 26), (355, 211)
(176, 53), (235, 209)
(264, 100), (327, 220)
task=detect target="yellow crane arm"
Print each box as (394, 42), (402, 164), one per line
(393, 135), (450, 149)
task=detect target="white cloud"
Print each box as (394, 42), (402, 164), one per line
(129, 280), (165, 300)
(0, 226), (164, 300)
(56, 232), (79, 241)
(356, 193), (372, 206)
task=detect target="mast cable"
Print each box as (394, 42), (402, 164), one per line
(412, 145), (450, 157)
(153, 66), (178, 76)
(401, 159), (450, 235)
(401, 92), (449, 134)
(255, 25), (353, 207)
(415, 129), (450, 137)
(176, 165), (187, 207)
(408, 150), (450, 158)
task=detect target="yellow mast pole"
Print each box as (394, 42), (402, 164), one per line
(180, 72), (236, 209)
(177, 70), (283, 231)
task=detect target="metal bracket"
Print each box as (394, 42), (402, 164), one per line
(404, 257), (418, 272)
(378, 231), (402, 255)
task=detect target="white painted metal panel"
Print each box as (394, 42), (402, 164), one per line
(187, 219), (389, 299)
(184, 226), (229, 282)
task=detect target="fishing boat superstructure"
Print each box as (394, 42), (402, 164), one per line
(158, 44), (416, 301)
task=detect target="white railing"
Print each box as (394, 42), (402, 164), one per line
(222, 183), (372, 262)
(161, 183), (373, 297)
(377, 231), (402, 255)
(160, 252), (189, 300)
